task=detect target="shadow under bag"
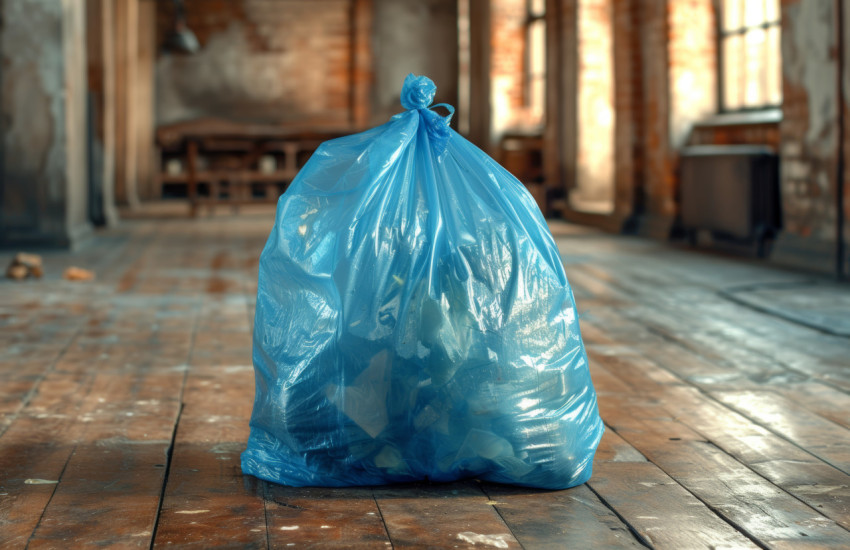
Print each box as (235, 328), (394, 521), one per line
(242, 74), (604, 489)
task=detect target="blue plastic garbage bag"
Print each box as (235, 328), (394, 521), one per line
(241, 74), (604, 489)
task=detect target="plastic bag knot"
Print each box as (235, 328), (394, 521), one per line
(422, 105), (454, 154)
(400, 73), (437, 110)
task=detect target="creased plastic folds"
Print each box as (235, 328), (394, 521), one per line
(241, 74), (604, 489)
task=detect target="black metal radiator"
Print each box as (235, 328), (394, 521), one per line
(679, 145), (782, 256)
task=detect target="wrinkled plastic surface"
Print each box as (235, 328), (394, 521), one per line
(241, 74), (604, 489)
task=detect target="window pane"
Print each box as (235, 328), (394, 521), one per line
(530, 0), (545, 17)
(744, 28), (766, 107)
(530, 19), (546, 76)
(723, 35), (743, 110)
(744, 0), (765, 27)
(530, 77), (545, 121)
(765, 0), (779, 23)
(723, 0), (742, 31)
(766, 24), (782, 105)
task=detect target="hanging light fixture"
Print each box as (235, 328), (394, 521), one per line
(164, 0), (200, 54)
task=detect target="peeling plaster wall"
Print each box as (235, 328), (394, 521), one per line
(371, 0), (458, 125)
(0, 0), (91, 247)
(776, 0), (840, 271)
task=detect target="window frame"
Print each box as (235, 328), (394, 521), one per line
(523, 0), (546, 114)
(716, 0), (782, 113)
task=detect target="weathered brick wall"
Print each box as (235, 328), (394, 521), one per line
(490, 0), (545, 137)
(775, 0), (841, 272)
(490, 0), (526, 136)
(668, 0), (715, 149)
(611, 0), (638, 220)
(155, 0), (357, 127)
(638, 0), (674, 235)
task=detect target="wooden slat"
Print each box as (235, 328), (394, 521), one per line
(589, 461), (758, 549)
(3, 213), (850, 549)
(373, 481), (521, 549)
(263, 485), (390, 548)
(25, 369), (184, 546)
(713, 390), (850, 475)
(588, 348), (850, 530)
(472, 418), (648, 549)
(0, 368), (97, 547)
(482, 483), (645, 548)
(0, 416), (85, 548)
(595, 397), (850, 547)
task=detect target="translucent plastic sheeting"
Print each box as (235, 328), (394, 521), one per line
(241, 74), (604, 489)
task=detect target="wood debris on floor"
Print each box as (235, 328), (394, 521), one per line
(1, 213), (849, 548)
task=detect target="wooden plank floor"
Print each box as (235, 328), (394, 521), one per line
(2, 210), (849, 549)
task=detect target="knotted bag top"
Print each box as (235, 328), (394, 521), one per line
(397, 73), (454, 155)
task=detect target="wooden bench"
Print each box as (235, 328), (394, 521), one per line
(156, 118), (349, 216)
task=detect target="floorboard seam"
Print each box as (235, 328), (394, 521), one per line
(609, 427), (778, 550)
(23, 442), (78, 549)
(0, 325), (84, 441)
(614, 324), (850, 479)
(706, 399), (850, 478)
(476, 482), (526, 550)
(147, 378), (187, 549)
(628, 318), (850, 422)
(260, 482), (271, 549)
(634, 303), (850, 395)
(370, 487), (394, 549)
(719, 285), (850, 338)
(583, 481), (653, 549)
(600, 354), (850, 536)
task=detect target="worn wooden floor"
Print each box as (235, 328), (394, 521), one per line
(2, 210), (849, 549)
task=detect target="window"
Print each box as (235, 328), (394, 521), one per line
(720, 0), (782, 111)
(524, 0), (546, 125)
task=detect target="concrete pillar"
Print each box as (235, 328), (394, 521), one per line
(0, 0), (93, 248)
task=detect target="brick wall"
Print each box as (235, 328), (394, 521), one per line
(638, 0), (675, 234)
(155, 0), (358, 127)
(668, 0), (715, 149)
(774, 0), (842, 272)
(490, 0), (546, 137)
(611, 0), (638, 220)
(490, 0), (526, 137)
